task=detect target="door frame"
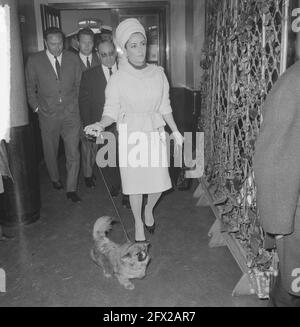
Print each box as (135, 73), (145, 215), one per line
(40, 5), (62, 36)
(49, 1), (170, 77)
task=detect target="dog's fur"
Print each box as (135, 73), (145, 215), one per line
(91, 216), (150, 290)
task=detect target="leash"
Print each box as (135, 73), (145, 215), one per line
(85, 134), (131, 243)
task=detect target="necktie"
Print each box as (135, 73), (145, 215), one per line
(54, 56), (61, 80)
(86, 56), (91, 69)
(108, 67), (113, 76)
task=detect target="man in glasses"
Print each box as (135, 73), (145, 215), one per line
(79, 39), (129, 208)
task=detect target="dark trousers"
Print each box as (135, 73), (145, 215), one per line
(266, 200), (300, 307)
(269, 273), (300, 307)
(81, 132), (98, 179)
(81, 127), (121, 192)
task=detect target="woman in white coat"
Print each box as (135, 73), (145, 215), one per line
(85, 18), (183, 242)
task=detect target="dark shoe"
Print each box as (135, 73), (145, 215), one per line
(145, 223), (156, 235)
(67, 192), (81, 203)
(52, 180), (63, 190)
(85, 177), (96, 188)
(122, 195), (131, 209)
(110, 186), (120, 198)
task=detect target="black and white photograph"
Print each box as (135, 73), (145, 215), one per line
(0, 0), (300, 310)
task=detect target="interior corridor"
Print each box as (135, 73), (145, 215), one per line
(0, 162), (266, 307)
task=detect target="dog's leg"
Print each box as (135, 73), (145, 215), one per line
(115, 274), (135, 290)
(90, 249), (112, 278)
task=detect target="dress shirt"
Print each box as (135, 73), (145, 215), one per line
(102, 63), (117, 82)
(46, 50), (62, 78)
(79, 52), (93, 68)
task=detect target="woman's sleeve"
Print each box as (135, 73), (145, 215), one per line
(103, 75), (121, 122)
(159, 70), (173, 115)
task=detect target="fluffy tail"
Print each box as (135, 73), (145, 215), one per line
(93, 216), (114, 241)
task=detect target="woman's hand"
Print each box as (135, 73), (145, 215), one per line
(84, 122), (104, 138)
(162, 113), (184, 146)
(173, 131), (184, 147)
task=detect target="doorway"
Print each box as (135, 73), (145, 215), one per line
(41, 1), (170, 75)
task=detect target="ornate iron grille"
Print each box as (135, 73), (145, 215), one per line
(200, 0), (289, 296)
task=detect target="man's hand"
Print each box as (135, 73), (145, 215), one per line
(275, 235), (284, 240)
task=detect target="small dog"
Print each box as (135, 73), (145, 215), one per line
(91, 216), (150, 290)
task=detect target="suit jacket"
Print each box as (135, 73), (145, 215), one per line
(25, 50), (82, 117)
(254, 60), (300, 236)
(253, 61), (300, 296)
(79, 64), (107, 128)
(78, 52), (100, 73)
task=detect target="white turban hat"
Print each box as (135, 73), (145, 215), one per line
(115, 18), (146, 51)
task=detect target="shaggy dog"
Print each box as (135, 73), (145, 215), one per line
(91, 216), (150, 290)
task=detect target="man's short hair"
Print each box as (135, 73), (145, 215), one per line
(95, 38), (116, 50)
(44, 27), (65, 41)
(77, 28), (94, 41)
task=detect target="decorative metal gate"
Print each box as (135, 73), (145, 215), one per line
(200, 0), (291, 297)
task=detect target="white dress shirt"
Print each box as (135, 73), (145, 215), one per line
(102, 63), (117, 82)
(46, 50), (62, 78)
(79, 52), (93, 68)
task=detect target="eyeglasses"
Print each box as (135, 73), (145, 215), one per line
(98, 51), (116, 58)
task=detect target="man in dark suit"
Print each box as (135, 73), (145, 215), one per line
(79, 39), (129, 208)
(77, 28), (100, 188)
(78, 28), (100, 73)
(254, 60), (300, 307)
(25, 27), (82, 203)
